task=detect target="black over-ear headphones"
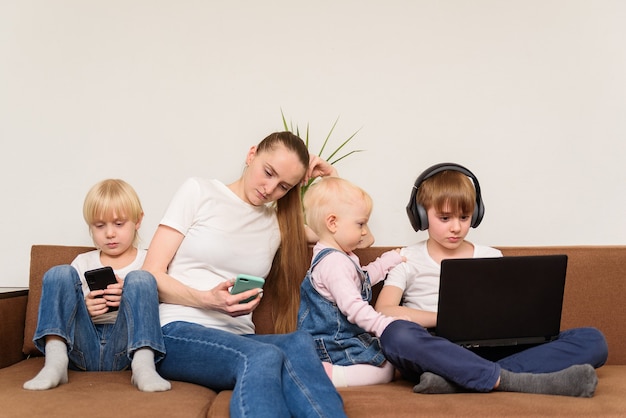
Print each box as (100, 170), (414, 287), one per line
(406, 162), (485, 231)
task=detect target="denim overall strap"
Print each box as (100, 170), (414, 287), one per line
(298, 247), (385, 366)
(309, 248), (372, 302)
(309, 247), (340, 270)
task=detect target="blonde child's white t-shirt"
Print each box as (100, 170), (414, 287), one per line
(157, 177), (280, 335)
(384, 240), (502, 312)
(71, 248), (147, 325)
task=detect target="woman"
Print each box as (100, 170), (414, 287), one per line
(143, 132), (346, 417)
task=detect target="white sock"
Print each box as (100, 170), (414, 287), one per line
(131, 348), (171, 392)
(23, 339), (69, 390)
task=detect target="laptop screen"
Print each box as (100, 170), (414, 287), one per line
(435, 254), (568, 347)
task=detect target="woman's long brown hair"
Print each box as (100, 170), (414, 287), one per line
(257, 132), (310, 333)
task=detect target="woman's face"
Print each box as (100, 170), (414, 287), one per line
(242, 143), (306, 206)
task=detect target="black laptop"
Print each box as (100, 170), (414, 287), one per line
(434, 254), (568, 348)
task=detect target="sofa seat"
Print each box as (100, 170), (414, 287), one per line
(1, 244), (626, 417)
(206, 366), (626, 417)
(2, 359), (626, 417)
(0, 357), (216, 417)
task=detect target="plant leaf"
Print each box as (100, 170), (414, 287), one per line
(325, 128), (362, 161)
(330, 149), (365, 165)
(281, 108), (289, 131)
(317, 117), (340, 158)
(279, 110), (364, 201)
(305, 123), (310, 148)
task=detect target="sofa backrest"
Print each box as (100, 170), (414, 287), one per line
(24, 245), (626, 365)
(499, 246), (626, 365)
(23, 245), (94, 356)
(22, 245), (282, 356)
(22, 245), (284, 355)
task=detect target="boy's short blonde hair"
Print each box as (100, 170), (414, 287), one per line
(417, 170), (476, 216)
(303, 177), (372, 234)
(83, 179), (144, 245)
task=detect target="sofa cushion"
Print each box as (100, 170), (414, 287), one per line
(23, 245), (94, 356)
(207, 366), (626, 417)
(0, 357), (216, 417)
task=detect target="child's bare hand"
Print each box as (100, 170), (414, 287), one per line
(86, 276), (123, 317)
(102, 276), (123, 311)
(392, 248), (407, 262)
(85, 290), (110, 317)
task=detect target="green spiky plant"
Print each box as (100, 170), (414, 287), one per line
(280, 109), (364, 200)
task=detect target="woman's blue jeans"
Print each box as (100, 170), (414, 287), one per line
(380, 320), (608, 392)
(158, 321), (346, 418)
(32, 266), (165, 371)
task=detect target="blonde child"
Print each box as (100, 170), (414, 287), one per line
(298, 176), (405, 387)
(24, 179), (170, 392)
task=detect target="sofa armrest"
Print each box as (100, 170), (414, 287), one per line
(0, 289), (28, 369)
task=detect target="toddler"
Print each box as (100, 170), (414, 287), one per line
(298, 176), (405, 387)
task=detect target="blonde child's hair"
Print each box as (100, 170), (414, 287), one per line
(83, 179), (144, 246)
(417, 170), (476, 216)
(303, 177), (373, 235)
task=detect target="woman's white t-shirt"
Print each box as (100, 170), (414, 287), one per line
(158, 177), (281, 334)
(384, 240), (502, 312)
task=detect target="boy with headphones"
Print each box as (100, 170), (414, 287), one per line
(374, 163), (608, 397)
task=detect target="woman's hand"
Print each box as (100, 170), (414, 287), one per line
(304, 155), (338, 185)
(144, 225), (262, 316)
(85, 276), (123, 317)
(199, 280), (263, 317)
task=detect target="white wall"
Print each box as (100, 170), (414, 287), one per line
(2, 1), (625, 287)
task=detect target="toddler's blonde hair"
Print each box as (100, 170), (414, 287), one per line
(303, 177), (372, 235)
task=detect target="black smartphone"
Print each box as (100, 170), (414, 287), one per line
(230, 274), (265, 303)
(84, 266), (119, 312)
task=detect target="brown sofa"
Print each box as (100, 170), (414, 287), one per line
(1, 245), (625, 417)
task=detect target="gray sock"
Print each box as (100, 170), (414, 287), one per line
(131, 348), (171, 392)
(23, 339), (69, 390)
(498, 364), (598, 398)
(413, 372), (464, 394)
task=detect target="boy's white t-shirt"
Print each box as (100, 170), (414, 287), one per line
(71, 248), (147, 324)
(384, 240), (502, 312)
(158, 177), (280, 334)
